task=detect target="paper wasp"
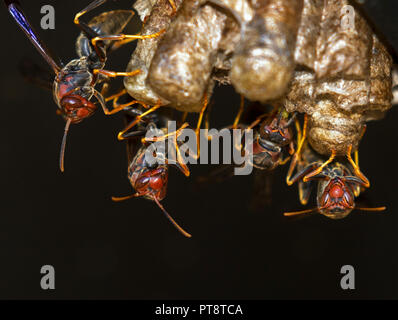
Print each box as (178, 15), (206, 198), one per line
(5, 0), (164, 171)
(284, 140), (386, 219)
(112, 105), (191, 237)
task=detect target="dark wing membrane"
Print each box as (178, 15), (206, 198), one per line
(76, 10), (137, 58)
(123, 113), (145, 166)
(18, 57), (53, 91)
(5, 0), (61, 73)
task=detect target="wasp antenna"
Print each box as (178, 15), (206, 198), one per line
(284, 207), (319, 217)
(59, 119), (72, 173)
(276, 111), (283, 127)
(284, 112), (297, 129)
(153, 197), (192, 238)
(111, 193), (140, 202)
(355, 206), (386, 212)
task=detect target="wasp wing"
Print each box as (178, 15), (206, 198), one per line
(18, 57), (53, 91)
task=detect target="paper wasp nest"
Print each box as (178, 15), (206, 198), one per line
(125, 0), (393, 132)
(125, 0), (253, 112)
(284, 0), (393, 155)
(123, 0), (183, 106)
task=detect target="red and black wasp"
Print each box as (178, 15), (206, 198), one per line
(198, 100), (297, 208)
(229, 97), (296, 171)
(112, 106), (192, 237)
(5, 0), (163, 171)
(284, 141), (386, 219)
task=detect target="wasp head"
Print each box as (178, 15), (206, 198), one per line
(317, 177), (355, 219)
(59, 94), (96, 124)
(129, 152), (169, 203)
(260, 116), (293, 147)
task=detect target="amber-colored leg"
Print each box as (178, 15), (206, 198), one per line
(278, 156), (291, 166)
(286, 114), (308, 185)
(105, 88), (127, 102)
(118, 103), (162, 140)
(181, 112), (188, 124)
(302, 150), (336, 182)
(91, 30), (165, 60)
(93, 69), (141, 78)
(94, 86), (148, 116)
(143, 123), (190, 143)
(168, 0), (177, 13)
(295, 118), (302, 145)
(101, 82), (110, 97)
(103, 88), (149, 114)
(232, 95), (245, 129)
(144, 123), (191, 177)
(74, 0), (108, 25)
(189, 94), (209, 160)
(346, 145), (370, 188)
(173, 140), (191, 177)
(246, 114), (269, 131)
(352, 150), (361, 196)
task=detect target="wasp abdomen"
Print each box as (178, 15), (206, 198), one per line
(76, 10), (135, 59)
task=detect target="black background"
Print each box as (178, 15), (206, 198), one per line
(0, 0), (396, 299)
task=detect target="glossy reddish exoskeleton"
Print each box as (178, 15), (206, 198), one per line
(285, 142), (385, 219)
(5, 0), (161, 171)
(112, 108), (192, 238)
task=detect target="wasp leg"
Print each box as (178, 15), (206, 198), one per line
(74, 0), (108, 40)
(286, 114), (308, 185)
(144, 123), (191, 177)
(172, 140), (191, 177)
(303, 150), (336, 183)
(195, 94), (209, 159)
(180, 112), (188, 124)
(89, 87), (145, 116)
(295, 117), (302, 143)
(232, 95), (245, 129)
(168, 0), (177, 14)
(298, 180), (312, 206)
(143, 123), (190, 143)
(278, 156), (291, 166)
(289, 162), (319, 185)
(100, 81), (110, 97)
(288, 140), (295, 156)
(93, 69), (141, 78)
(346, 145), (370, 188)
(91, 30), (165, 62)
(105, 88), (149, 114)
(118, 103), (162, 140)
(104, 88), (127, 102)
